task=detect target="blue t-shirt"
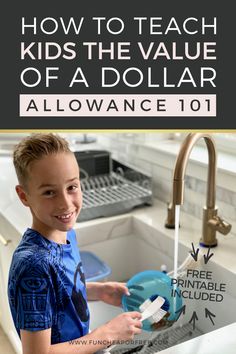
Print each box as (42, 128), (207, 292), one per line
(8, 228), (90, 344)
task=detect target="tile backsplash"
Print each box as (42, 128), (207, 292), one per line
(95, 133), (236, 237)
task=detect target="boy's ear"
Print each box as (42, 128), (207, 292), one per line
(15, 185), (30, 207)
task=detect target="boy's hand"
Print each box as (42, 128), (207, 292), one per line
(102, 311), (142, 345)
(99, 282), (130, 307)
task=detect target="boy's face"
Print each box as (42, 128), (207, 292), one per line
(16, 152), (82, 238)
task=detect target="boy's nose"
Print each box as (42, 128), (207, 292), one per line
(58, 192), (71, 210)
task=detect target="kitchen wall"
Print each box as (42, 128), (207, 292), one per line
(92, 133), (236, 237)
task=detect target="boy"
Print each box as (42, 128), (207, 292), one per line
(8, 134), (142, 354)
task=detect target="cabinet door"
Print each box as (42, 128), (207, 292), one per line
(0, 213), (19, 329)
(0, 218), (22, 354)
(0, 238), (17, 336)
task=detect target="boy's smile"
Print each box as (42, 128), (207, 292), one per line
(16, 152), (82, 242)
(55, 211), (74, 222)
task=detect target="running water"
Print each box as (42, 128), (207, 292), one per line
(173, 205), (180, 312)
(174, 205), (180, 279)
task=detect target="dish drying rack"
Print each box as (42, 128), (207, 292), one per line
(74, 151), (153, 222)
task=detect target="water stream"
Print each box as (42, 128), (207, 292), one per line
(173, 205), (180, 312)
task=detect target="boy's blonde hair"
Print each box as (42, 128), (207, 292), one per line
(13, 133), (72, 187)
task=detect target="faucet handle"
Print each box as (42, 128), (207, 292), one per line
(208, 216), (232, 235)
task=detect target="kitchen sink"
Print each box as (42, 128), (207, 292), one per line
(76, 213), (236, 353)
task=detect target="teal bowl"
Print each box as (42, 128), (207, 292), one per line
(122, 270), (182, 331)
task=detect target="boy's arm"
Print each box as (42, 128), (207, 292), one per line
(86, 282), (129, 306)
(20, 311), (142, 354)
(86, 282), (105, 300)
(21, 325), (109, 354)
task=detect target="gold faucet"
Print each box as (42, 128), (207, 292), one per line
(165, 133), (232, 247)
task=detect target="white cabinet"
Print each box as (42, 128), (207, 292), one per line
(0, 213), (22, 354)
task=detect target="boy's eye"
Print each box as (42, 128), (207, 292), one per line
(68, 185), (78, 192)
(43, 190), (55, 196)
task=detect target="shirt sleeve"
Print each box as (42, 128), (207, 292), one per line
(16, 263), (54, 332)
